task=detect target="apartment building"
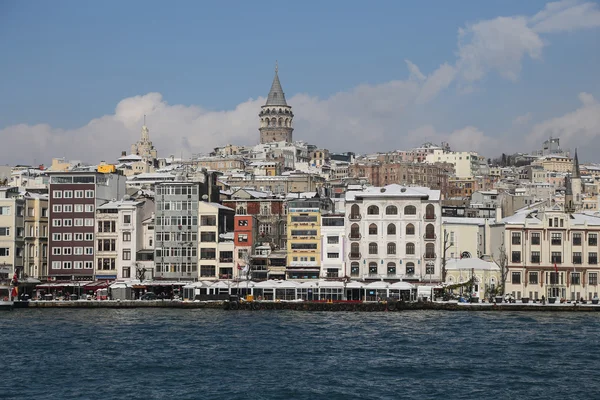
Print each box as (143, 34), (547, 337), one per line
(23, 192), (49, 280)
(198, 202), (235, 280)
(286, 196), (333, 279)
(95, 198), (154, 280)
(502, 207), (600, 301)
(321, 214), (345, 278)
(425, 150), (481, 178)
(47, 172), (126, 281)
(345, 184), (442, 283)
(0, 187), (24, 280)
(233, 214), (258, 276)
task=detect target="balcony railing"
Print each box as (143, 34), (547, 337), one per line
(423, 234), (436, 241)
(424, 214), (436, 221)
(219, 258), (233, 263)
(349, 214), (362, 221)
(348, 252), (361, 260)
(424, 253), (437, 260)
(349, 233), (361, 241)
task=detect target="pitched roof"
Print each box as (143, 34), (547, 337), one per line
(265, 67), (288, 106)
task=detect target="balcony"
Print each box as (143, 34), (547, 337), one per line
(424, 214), (436, 221)
(349, 214), (362, 221)
(423, 234), (436, 241)
(424, 253), (437, 260)
(348, 252), (361, 260)
(349, 233), (361, 241)
(219, 258), (233, 263)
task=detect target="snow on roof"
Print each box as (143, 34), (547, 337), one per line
(346, 184), (440, 201)
(442, 217), (487, 226)
(118, 154), (143, 161)
(446, 258), (500, 271)
(97, 199), (144, 209)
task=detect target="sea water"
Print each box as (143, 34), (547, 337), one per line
(3, 309), (600, 399)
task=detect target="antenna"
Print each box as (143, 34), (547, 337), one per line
(143, 114), (146, 126)
(275, 60), (278, 73)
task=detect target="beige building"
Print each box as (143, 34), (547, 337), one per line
(445, 257), (501, 299)
(198, 202), (235, 280)
(441, 217), (487, 260)
(425, 150), (480, 178)
(531, 155), (572, 173)
(23, 192), (49, 280)
(225, 172), (325, 195)
(0, 187), (24, 280)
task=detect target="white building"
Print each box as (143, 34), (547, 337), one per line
(425, 150), (480, 178)
(344, 184), (442, 283)
(321, 214), (345, 278)
(198, 202), (235, 281)
(441, 217), (487, 260)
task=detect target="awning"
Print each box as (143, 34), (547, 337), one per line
(83, 281), (110, 290)
(285, 269), (320, 273)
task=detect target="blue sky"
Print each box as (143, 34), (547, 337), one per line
(1, 0), (599, 164)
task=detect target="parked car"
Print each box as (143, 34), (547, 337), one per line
(140, 292), (157, 300)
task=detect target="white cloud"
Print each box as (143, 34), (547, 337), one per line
(513, 112), (533, 125)
(526, 92), (600, 147)
(407, 125), (500, 155)
(530, 0), (600, 33)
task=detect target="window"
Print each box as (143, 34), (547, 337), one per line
(385, 205), (398, 215)
(75, 190), (84, 198)
(123, 232), (131, 242)
(62, 261), (72, 269)
(529, 272), (538, 284)
(52, 247), (61, 255)
(368, 262), (377, 275)
(551, 233), (562, 246)
(53, 190), (62, 198)
(387, 223), (396, 235)
(367, 205), (379, 215)
(85, 247), (93, 255)
(573, 252), (582, 264)
(551, 252), (562, 264)
(405, 224), (415, 235)
(590, 234), (598, 246)
(350, 204), (360, 219)
(62, 247), (72, 255)
(406, 263), (415, 275)
(590, 273), (598, 286)
(238, 219), (248, 226)
(84, 261), (93, 269)
(512, 251), (521, 263)
(589, 252), (598, 264)
(63, 190), (73, 198)
(426, 265), (435, 275)
(327, 236), (339, 244)
(238, 234), (248, 243)
(200, 265), (216, 277)
(571, 272), (581, 285)
(123, 267), (131, 278)
(51, 261), (61, 270)
(85, 204), (94, 213)
(85, 190), (94, 198)
(0, 227), (10, 236)
(74, 247), (83, 255)
(531, 232), (540, 245)
(531, 251), (540, 263)
(573, 233), (582, 246)
(52, 233), (61, 241)
(512, 272), (521, 284)
(201, 216), (216, 226)
(74, 261), (83, 269)
(0, 206), (11, 215)
(350, 263), (359, 277)
(425, 224), (435, 240)
(41, 208), (48, 217)
(63, 219), (72, 227)
(368, 242), (378, 255)
(75, 204), (84, 212)
(123, 214), (131, 224)
(200, 249), (216, 260)
(85, 218), (94, 226)
(387, 262), (396, 275)
(404, 205), (416, 215)
(369, 224), (378, 235)
(406, 242), (415, 255)
(74, 233), (83, 241)
(387, 243), (396, 255)
(52, 219), (62, 227)
(74, 218), (83, 227)
(123, 249), (131, 260)
(512, 232), (521, 245)
(548, 272), (560, 285)
(327, 253), (339, 259)
(85, 233), (93, 241)
(52, 205), (62, 213)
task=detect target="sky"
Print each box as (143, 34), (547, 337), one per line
(0, 0), (599, 165)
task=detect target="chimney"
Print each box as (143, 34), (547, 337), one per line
(122, 151), (127, 156)
(495, 207), (502, 222)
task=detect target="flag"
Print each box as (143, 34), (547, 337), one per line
(11, 287), (18, 298)
(242, 265), (250, 274)
(237, 264), (242, 270)
(554, 263), (559, 274)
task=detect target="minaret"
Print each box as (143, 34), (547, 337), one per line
(571, 148), (582, 211)
(259, 62), (294, 144)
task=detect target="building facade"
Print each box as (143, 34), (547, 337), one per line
(23, 193), (49, 280)
(321, 214), (345, 278)
(0, 187), (24, 280)
(259, 65), (293, 144)
(198, 202), (234, 280)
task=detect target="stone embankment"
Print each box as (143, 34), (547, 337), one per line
(18, 300), (600, 312)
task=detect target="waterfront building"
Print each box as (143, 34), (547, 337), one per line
(47, 172), (126, 281)
(320, 214), (345, 279)
(23, 192), (49, 280)
(233, 214), (258, 277)
(444, 257), (501, 299)
(95, 198), (154, 280)
(154, 181), (200, 280)
(259, 64), (293, 144)
(136, 215), (155, 280)
(0, 187), (24, 280)
(345, 184), (442, 283)
(198, 201), (235, 280)
(286, 195), (333, 279)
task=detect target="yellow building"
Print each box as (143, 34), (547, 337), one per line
(286, 196), (333, 279)
(532, 155), (573, 173)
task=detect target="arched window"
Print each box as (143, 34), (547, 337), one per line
(406, 224), (415, 235)
(425, 204), (435, 219)
(387, 242), (396, 255)
(266, 119), (271, 127)
(387, 223), (396, 235)
(350, 242), (360, 257)
(425, 224), (435, 239)
(278, 118), (283, 127)
(369, 262), (378, 275)
(369, 223), (377, 235)
(425, 243), (435, 259)
(404, 205), (416, 215)
(350, 223), (360, 239)
(236, 207), (246, 215)
(350, 204), (360, 219)
(271, 118), (276, 126)
(387, 262), (396, 275)
(369, 242), (378, 255)
(406, 242), (415, 255)
(406, 262), (415, 275)
(350, 262), (360, 277)
(386, 205), (398, 215)
(367, 205), (379, 215)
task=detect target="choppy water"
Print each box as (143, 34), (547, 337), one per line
(3, 309), (600, 399)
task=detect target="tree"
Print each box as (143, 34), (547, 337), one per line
(441, 229), (452, 283)
(495, 243), (509, 295)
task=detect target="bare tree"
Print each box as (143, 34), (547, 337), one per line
(495, 243), (509, 295)
(441, 229), (452, 283)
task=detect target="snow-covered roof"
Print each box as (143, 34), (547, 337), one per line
(442, 217), (487, 226)
(446, 258), (500, 271)
(97, 199), (145, 209)
(346, 184), (440, 201)
(118, 154), (143, 161)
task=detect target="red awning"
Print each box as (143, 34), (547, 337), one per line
(83, 281), (109, 290)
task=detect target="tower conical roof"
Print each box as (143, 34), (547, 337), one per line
(572, 148), (580, 179)
(265, 64), (288, 106)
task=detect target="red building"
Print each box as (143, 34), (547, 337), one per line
(233, 214), (258, 274)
